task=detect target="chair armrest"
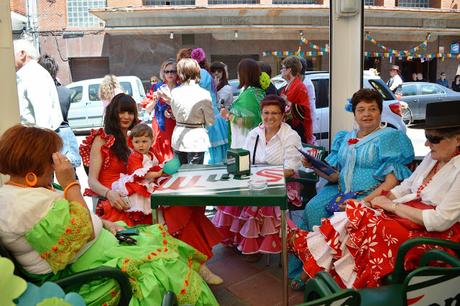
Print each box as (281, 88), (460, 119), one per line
(388, 237), (460, 284)
(419, 249), (460, 267)
(297, 289), (360, 306)
(162, 290), (178, 306)
(54, 266), (132, 306)
(315, 271), (342, 292)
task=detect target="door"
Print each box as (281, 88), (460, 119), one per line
(400, 83), (421, 120)
(86, 83), (104, 128)
(67, 85), (88, 129)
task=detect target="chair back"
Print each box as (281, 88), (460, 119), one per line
(298, 289), (360, 306)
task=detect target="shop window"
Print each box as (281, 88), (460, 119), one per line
(396, 0), (430, 8)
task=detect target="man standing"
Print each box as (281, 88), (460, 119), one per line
(386, 65), (403, 93)
(13, 39), (63, 131)
(436, 72), (449, 88)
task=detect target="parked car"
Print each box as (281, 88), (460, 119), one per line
(398, 82), (460, 121)
(66, 76), (147, 132)
(272, 71), (407, 148)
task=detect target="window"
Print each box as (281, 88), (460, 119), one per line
(396, 0), (430, 8)
(402, 84), (418, 96)
(369, 79), (394, 101)
(120, 82), (133, 96)
(144, 0), (195, 4)
(272, 0), (319, 3)
(421, 84), (443, 95)
(88, 84), (100, 101)
(67, 0), (106, 28)
(209, 0), (258, 3)
(69, 86), (83, 103)
(364, 0), (376, 5)
(312, 79), (329, 109)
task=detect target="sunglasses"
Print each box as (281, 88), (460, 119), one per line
(164, 70), (177, 74)
(425, 133), (445, 144)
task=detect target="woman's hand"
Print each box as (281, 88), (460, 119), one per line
(101, 219), (125, 235)
(106, 190), (130, 211)
(53, 152), (76, 189)
(301, 156), (313, 168)
(370, 196), (394, 212)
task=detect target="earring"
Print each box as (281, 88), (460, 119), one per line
(25, 172), (38, 187)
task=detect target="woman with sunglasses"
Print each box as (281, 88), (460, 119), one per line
(144, 59), (179, 161)
(289, 101), (460, 290)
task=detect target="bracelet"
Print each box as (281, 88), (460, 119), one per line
(104, 189), (111, 199)
(63, 181), (80, 198)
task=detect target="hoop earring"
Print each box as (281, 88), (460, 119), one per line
(25, 172), (38, 187)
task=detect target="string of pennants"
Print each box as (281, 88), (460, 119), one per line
(263, 33), (460, 60)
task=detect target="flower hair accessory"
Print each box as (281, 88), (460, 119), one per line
(344, 98), (353, 112)
(191, 48), (206, 63)
(259, 72), (270, 90)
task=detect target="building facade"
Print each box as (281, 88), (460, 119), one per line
(14, 0), (460, 86)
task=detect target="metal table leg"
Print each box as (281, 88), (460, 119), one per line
(282, 208), (288, 306)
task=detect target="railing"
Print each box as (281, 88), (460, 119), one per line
(272, 0), (321, 3)
(143, 0), (196, 5)
(208, 0), (259, 4)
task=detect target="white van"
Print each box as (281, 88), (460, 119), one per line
(66, 76), (146, 132)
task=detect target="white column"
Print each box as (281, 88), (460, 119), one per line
(329, 0), (363, 150)
(0, 2), (20, 135)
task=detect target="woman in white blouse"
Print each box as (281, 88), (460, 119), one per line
(213, 95), (302, 260)
(289, 101), (460, 289)
(210, 61), (233, 111)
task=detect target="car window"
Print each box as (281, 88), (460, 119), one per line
(136, 79), (146, 98)
(421, 84), (443, 95)
(69, 86), (83, 103)
(89, 84), (100, 101)
(368, 79), (393, 101)
(401, 84), (417, 96)
(312, 79), (329, 109)
(120, 82), (133, 96)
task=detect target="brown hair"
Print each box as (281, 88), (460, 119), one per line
(351, 88), (383, 114)
(281, 56), (302, 77)
(177, 58), (201, 83)
(0, 125), (62, 176)
(176, 48), (192, 62)
(260, 94), (286, 114)
(238, 58), (261, 89)
(130, 123), (154, 139)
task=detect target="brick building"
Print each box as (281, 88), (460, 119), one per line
(12, 0), (460, 86)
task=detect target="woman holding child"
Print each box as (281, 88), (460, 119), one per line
(289, 101), (460, 289)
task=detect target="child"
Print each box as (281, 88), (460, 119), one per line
(112, 123), (163, 215)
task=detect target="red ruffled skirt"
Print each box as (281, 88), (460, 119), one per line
(96, 199), (153, 227)
(289, 200), (460, 289)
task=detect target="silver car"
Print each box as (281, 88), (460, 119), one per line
(399, 82), (460, 121)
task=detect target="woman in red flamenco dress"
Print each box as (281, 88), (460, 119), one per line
(80, 93), (153, 227)
(289, 102), (460, 289)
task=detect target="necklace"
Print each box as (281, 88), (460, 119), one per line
(416, 161), (440, 198)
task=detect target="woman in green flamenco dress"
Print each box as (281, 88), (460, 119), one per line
(0, 124), (218, 306)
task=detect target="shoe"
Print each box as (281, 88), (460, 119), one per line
(199, 264), (223, 285)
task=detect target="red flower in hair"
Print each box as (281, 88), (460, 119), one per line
(347, 138), (360, 145)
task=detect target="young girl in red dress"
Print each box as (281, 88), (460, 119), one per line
(111, 123), (163, 216)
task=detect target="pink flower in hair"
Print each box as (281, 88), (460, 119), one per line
(191, 48), (206, 63)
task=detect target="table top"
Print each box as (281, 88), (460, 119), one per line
(151, 164), (287, 209)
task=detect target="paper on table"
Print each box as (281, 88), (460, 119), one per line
(297, 148), (336, 176)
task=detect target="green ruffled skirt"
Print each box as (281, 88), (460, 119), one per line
(69, 224), (218, 306)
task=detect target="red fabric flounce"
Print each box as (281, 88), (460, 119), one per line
(95, 200), (153, 227)
(79, 128), (115, 169)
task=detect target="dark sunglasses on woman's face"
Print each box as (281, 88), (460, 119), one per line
(164, 70), (177, 74)
(425, 133), (445, 144)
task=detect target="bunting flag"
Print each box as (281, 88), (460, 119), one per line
(366, 33), (432, 55)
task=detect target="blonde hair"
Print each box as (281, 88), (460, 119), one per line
(159, 59), (177, 81)
(176, 58), (201, 83)
(99, 74), (122, 102)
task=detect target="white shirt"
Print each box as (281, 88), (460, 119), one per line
(170, 81), (215, 152)
(244, 122), (302, 171)
(303, 78), (318, 134)
(0, 185), (102, 274)
(387, 74), (403, 93)
(217, 84), (233, 110)
(16, 60), (63, 130)
(391, 154), (460, 232)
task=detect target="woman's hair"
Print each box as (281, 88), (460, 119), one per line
(260, 94), (286, 114)
(99, 74), (122, 102)
(455, 75), (460, 82)
(159, 59), (177, 81)
(130, 123), (154, 139)
(0, 125), (62, 176)
(281, 56), (302, 77)
(177, 58), (201, 83)
(258, 61), (272, 77)
(210, 61), (229, 91)
(176, 48), (192, 62)
(104, 93), (138, 162)
(238, 58), (261, 89)
(37, 54), (58, 81)
(350, 88), (383, 114)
